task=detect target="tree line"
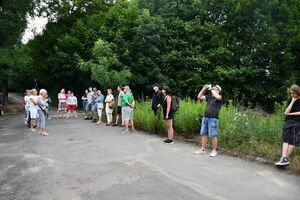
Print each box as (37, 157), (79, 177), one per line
(1, 0), (299, 111)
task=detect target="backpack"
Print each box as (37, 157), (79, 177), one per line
(171, 96), (180, 112)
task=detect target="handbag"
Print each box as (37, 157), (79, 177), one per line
(98, 103), (104, 109)
(108, 100), (115, 109)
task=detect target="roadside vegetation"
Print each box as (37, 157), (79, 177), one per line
(134, 99), (300, 174)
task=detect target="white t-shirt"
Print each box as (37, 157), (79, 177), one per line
(67, 96), (77, 105)
(87, 92), (94, 103)
(24, 96), (31, 109)
(29, 95), (38, 110)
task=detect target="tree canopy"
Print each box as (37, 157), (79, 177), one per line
(3, 0), (300, 111)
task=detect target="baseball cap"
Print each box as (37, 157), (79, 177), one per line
(123, 86), (130, 90)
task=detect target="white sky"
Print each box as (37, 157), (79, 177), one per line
(22, 15), (48, 44)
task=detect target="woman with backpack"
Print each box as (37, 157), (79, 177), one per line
(162, 86), (174, 144)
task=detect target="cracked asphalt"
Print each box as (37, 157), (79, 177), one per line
(0, 94), (300, 200)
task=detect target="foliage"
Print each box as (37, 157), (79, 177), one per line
(5, 0), (300, 111)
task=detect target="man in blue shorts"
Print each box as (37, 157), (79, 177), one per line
(195, 84), (222, 157)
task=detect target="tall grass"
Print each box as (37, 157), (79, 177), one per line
(134, 99), (300, 174)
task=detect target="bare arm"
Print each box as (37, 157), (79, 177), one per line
(286, 112), (300, 116)
(166, 96), (171, 118)
(284, 98), (297, 115)
(197, 87), (207, 100)
(211, 90), (222, 101)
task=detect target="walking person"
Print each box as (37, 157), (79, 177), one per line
(57, 89), (67, 118)
(112, 86), (124, 126)
(29, 89), (39, 132)
(105, 89), (114, 126)
(66, 92), (78, 118)
(95, 90), (104, 125)
(152, 84), (164, 116)
(162, 86), (175, 144)
(36, 89), (49, 136)
(194, 84), (222, 157)
(121, 86), (135, 134)
(275, 85), (300, 166)
(84, 87), (94, 120)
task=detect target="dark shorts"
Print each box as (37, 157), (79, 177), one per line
(163, 109), (174, 120)
(282, 122), (300, 146)
(117, 106), (122, 115)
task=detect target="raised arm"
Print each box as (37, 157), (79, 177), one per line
(211, 90), (222, 101)
(285, 98), (300, 115)
(197, 86), (207, 100)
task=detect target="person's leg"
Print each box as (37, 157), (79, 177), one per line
(167, 119), (174, 140)
(109, 113), (113, 124)
(212, 137), (218, 151)
(97, 109), (102, 123)
(131, 120), (135, 131)
(125, 121), (129, 131)
(201, 135), (208, 149)
(115, 114), (120, 125)
(282, 142), (289, 157)
(74, 110), (77, 118)
(200, 117), (209, 149)
(67, 110), (70, 118)
(287, 145), (295, 157)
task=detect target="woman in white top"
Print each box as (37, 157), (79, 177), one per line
(29, 89), (39, 131)
(36, 89), (49, 136)
(105, 89), (114, 126)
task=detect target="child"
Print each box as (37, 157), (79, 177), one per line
(275, 84), (300, 166)
(67, 92), (78, 118)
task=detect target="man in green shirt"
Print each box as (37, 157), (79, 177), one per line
(121, 86), (135, 134)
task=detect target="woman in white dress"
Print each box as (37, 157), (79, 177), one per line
(105, 89), (114, 126)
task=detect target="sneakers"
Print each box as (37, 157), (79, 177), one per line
(194, 148), (206, 154)
(275, 157), (290, 166)
(210, 150), (218, 157)
(130, 130), (136, 134)
(92, 119), (97, 123)
(163, 139), (174, 144)
(112, 124), (118, 127)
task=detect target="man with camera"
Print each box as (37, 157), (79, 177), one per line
(195, 84), (222, 157)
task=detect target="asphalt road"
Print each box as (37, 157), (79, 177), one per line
(0, 94), (300, 200)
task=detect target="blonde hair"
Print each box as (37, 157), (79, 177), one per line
(289, 85), (300, 97)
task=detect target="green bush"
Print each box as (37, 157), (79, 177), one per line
(134, 99), (300, 174)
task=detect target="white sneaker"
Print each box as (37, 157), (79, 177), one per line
(194, 148), (206, 154)
(210, 150), (217, 157)
(31, 128), (36, 132)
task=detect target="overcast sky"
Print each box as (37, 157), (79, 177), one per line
(22, 15), (48, 44)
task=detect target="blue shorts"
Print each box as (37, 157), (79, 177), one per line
(200, 117), (219, 138)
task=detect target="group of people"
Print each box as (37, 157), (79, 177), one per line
(152, 83), (300, 166)
(23, 89), (50, 136)
(80, 86), (136, 134)
(22, 83), (300, 166)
